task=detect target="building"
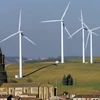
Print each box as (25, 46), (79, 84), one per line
(73, 94), (100, 100)
(0, 83), (54, 100)
(0, 48), (7, 86)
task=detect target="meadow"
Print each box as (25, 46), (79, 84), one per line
(5, 57), (100, 94)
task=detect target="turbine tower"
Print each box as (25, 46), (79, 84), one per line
(69, 10), (85, 63)
(79, 18), (100, 63)
(0, 9), (36, 78)
(41, 1), (71, 63)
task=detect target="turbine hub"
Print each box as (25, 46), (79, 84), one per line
(61, 19), (64, 22)
(18, 31), (23, 33)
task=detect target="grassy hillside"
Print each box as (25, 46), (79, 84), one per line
(5, 58), (100, 94)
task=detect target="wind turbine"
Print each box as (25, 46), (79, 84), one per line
(41, 1), (71, 63)
(68, 10), (85, 63)
(79, 19), (100, 64)
(0, 9), (36, 78)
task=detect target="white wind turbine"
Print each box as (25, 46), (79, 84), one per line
(0, 9), (36, 78)
(41, 1), (71, 63)
(79, 19), (100, 64)
(68, 10), (85, 63)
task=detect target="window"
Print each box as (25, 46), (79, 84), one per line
(25, 89), (28, 93)
(10, 89), (13, 94)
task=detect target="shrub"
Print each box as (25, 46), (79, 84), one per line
(27, 79), (33, 83)
(8, 80), (17, 83)
(63, 91), (68, 95)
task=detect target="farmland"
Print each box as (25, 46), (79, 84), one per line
(5, 57), (100, 94)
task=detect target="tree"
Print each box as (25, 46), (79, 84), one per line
(62, 74), (73, 86)
(66, 74), (73, 85)
(62, 75), (67, 85)
(70, 77), (73, 85)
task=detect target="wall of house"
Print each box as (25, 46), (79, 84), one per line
(9, 87), (14, 95)
(0, 88), (7, 95)
(0, 84), (54, 100)
(44, 87), (49, 100)
(23, 87), (30, 94)
(31, 87), (38, 94)
(91, 98), (100, 100)
(39, 87), (44, 99)
(7, 86), (39, 96)
(39, 86), (54, 100)
(14, 87), (23, 96)
(49, 87), (54, 97)
(0, 98), (7, 100)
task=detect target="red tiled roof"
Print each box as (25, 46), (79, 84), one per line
(20, 97), (42, 100)
(1, 83), (41, 88)
(73, 94), (100, 98)
(0, 95), (12, 98)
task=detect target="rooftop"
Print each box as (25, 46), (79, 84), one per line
(73, 94), (100, 98)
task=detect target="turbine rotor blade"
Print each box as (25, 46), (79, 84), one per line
(80, 9), (85, 30)
(0, 32), (19, 43)
(92, 32), (98, 36)
(22, 33), (36, 45)
(41, 20), (61, 23)
(18, 9), (21, 32)
(80, 9), (83, 23)
(68, 27), (83, 38)
(85, 32), (90, 50)
(91, 26), (100, 31)
(64, 26), (71, 38)
(61, 1), (71, 19)
(63, 23), (71, 38)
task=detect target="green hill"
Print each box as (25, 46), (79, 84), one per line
(5, 58), (100, 94)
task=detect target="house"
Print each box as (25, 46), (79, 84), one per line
(73, 94), (100, 100)
(0, 83), (54, 100)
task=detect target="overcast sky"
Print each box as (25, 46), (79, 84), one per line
(0, 0), (100, 59)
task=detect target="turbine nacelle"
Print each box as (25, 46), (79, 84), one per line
(84, 27), (88, 31)
(84, 27), (93, 34)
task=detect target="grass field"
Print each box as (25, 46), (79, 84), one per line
(5, 58), (100, 94)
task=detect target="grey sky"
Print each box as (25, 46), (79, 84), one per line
(0, 0), (100, 59)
